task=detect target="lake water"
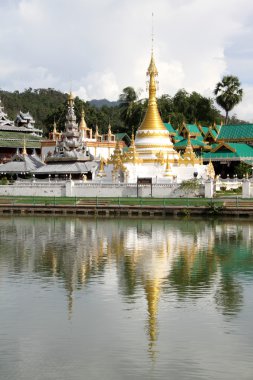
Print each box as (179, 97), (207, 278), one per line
(0, 216), (253, 380)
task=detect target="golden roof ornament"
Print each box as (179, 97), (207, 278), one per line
(68, 91), (75, 107)
(164, 153), (173, 177)
(22, 138), (27, 156)
(53, 119), (57, 134)
(206, 159), (215, 179)
(179, 132), (201, 166)
(97, 157), (106, 177)
(79, 108), (87, 130)
(123, 132), (142, 164)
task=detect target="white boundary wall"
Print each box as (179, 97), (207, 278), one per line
(0, 180), (205, 198)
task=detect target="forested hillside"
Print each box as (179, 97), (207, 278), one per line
(0, 87), (246, 137)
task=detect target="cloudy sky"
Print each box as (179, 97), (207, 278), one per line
(0, 0), (253, 121)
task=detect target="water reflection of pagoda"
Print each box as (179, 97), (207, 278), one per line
(0, 218), (252, 355)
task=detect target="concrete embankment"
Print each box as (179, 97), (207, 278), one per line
(1, 202), (253, 218)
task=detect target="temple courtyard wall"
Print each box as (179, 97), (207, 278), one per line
(0, 179), (251, 198)
(0, 180), (205, 198)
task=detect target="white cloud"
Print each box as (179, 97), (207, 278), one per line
(0, 0), (253, 120)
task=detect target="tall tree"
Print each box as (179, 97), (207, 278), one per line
(214, 75), (243, 124)
(119, 87), (145, 131)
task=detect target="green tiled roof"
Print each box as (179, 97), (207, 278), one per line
(214, 124), (222, 133)
(0, 130), (42, 149)
(115, 133), (131, 145)
(0, 139), (41, 148)
(0, 131), (42, 140)
(203, 143), (253, 160)
(173, 133), (184, 142)
(164, 123), (177, 135)
(217, 124), (253, 141)
(184, 124), (201, 136)
(205, 128), (218, 140)
(195, 135), (205, 143)
(201, 126), (209, 135)
(174, 138), (206, 149)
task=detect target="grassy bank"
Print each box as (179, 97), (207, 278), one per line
(0, 195), (225, 207)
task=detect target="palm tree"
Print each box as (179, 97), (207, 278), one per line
(119, 87), (145, 130)
(214, 75), (243, 124)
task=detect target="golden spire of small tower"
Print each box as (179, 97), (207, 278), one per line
(22, 138), (27, 156)
(123, 131), (141, 164)
(68, 91), (74, 107)
(164, 152), (173, 177)
(53, 119), (57, 134)
(97, 157), (106, 177)
(206, 159), (215, 179)
(79, 107), (87, 131)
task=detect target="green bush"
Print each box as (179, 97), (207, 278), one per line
(0, 177), (9, 185)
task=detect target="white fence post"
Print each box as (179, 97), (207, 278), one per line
(205, 179), (214, 198)
(242, 179), (251, 198)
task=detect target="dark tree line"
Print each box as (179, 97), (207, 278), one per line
(0, 78), (245, 137)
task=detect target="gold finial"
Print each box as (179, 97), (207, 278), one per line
(79, 107), (87, 130)
(164, 152), (173, 177)
(131, 128), (135, 144)
(68, 91), (74, 106)
(53, 119), (57, 133)
(22, 138), (27, 156)
(151, 12), (154, 54)
(98, 157), (106, 177)
(187, 131), (191, 146)
(206, 159), (215, 179)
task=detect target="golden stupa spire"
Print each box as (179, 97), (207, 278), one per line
(138, 18), (166, 132)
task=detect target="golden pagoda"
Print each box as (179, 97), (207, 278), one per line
(134, 51), (179, 164)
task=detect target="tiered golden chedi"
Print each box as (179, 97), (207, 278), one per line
(134, 52), (179, 163)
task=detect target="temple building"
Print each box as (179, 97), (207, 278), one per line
(0, 99), (42, 163)
(41, 111), (127, 162)
(34, 92), (98, 179)
(99, 52), (209, 183)
(0, 142), (44, 179)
